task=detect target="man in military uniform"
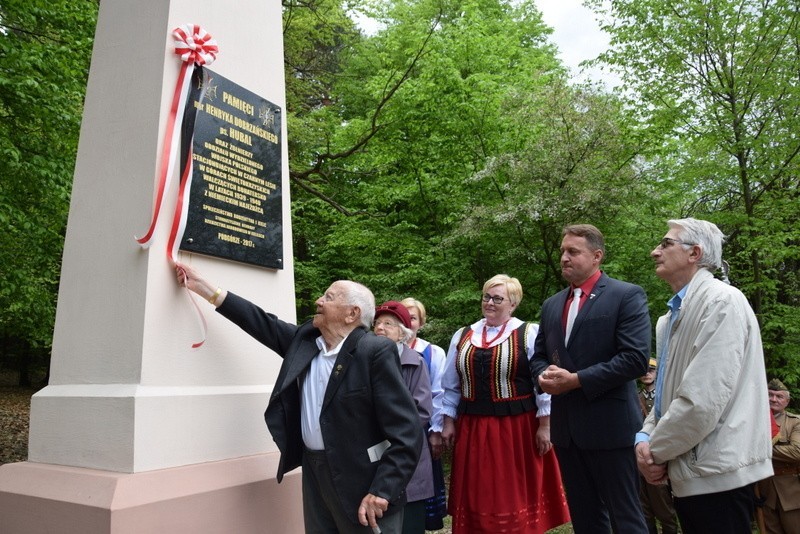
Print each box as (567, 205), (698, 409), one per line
(756, 378), (800, 533)
(639, 357), (657, 414)
(638, 358), (678, 534)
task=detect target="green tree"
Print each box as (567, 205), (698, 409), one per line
(285, 0), (570, 344)
(452, 79), (662, 319)
(0, 0), (97, 385)
(587, 0), (800, 382)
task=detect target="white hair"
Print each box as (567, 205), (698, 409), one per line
(397, 323), (414, 344)
(342, 281), (375, 329)
(668, 218), (725, 271)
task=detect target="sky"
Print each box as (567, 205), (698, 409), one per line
(534, 0), (615, 86)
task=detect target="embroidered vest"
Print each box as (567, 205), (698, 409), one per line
(455, 323), (536, 416)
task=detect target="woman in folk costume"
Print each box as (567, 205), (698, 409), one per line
(441, 275), (570, 533)
(373, 301), (434, 534)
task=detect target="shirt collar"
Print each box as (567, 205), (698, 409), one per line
(471, 317), (524, 332)
(667, 284), (689, 312)
(573, 269), (603, 297)
(316, 334), (348, 357)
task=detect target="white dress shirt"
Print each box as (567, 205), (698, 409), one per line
(301, 335), (348, 450)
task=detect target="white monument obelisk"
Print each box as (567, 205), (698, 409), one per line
(0, 0), (303, 531)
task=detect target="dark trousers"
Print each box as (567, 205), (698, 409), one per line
(673, 484), (754, 534)
(555, 444), (648, 534)
(401, 500), (425, 534)
(302, 448), (404, 534)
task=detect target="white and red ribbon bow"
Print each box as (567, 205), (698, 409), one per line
(173, 25), (219, 66)
(135, 24), (218, 348)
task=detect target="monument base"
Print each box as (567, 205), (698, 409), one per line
(0, 453), (303, 533)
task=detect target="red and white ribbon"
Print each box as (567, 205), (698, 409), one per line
(135, 24), (218, 254)
(173, 25), (218, 66)
(175, 265), (210, 350)
(135, 24), (218, 347)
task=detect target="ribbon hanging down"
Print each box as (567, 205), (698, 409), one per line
(134, 24), (218, 348)
(135, 24), (218, 260)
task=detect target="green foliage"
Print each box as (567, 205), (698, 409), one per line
(453, 80), (652, 304)
(285, 0), (575, 345)
(0, 0), (97, 375)
(3, 0), (799, 394)
(588, 0), (800, 378)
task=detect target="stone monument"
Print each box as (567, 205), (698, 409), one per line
(0, 0), (303, 532)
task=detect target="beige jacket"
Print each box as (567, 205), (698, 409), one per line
(757, 411), (800, 511)
(642, 269), (773, 497)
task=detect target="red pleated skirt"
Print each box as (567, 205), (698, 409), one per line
(448, 411), (570, 533)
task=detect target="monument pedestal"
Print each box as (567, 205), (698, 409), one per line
(0, 0), (299, 531)
(0, 456), (302, 534)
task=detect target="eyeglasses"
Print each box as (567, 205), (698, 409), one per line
(374, 319), (400, 329)
(482, 294), (505, 305)
(657, 237), (696, 249)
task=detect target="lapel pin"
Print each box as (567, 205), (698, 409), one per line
(589, 293), (596, 300)
(334, 364), (343, 377)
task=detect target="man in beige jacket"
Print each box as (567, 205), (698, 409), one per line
(756, 378), (800, 534)
(635, 218), (772, 533)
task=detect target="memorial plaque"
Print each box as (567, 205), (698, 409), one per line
(180, 67), (283, 269)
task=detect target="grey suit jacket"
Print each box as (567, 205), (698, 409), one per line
(530, 273), (651, 449)
(217, 293), (423, 524)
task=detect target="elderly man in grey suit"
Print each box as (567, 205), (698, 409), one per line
(176, 262), (422, 534)
(530, 224), (651, 533)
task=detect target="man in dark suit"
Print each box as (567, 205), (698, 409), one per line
(530, 224), (651, 533)
(176, 263), (422, 534)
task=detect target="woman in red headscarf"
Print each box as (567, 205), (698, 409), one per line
(374, 301), (433, 534)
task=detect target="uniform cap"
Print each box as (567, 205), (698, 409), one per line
(768, 378), (789, 392)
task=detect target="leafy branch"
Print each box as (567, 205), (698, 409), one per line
(289, 9), (442, 215)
